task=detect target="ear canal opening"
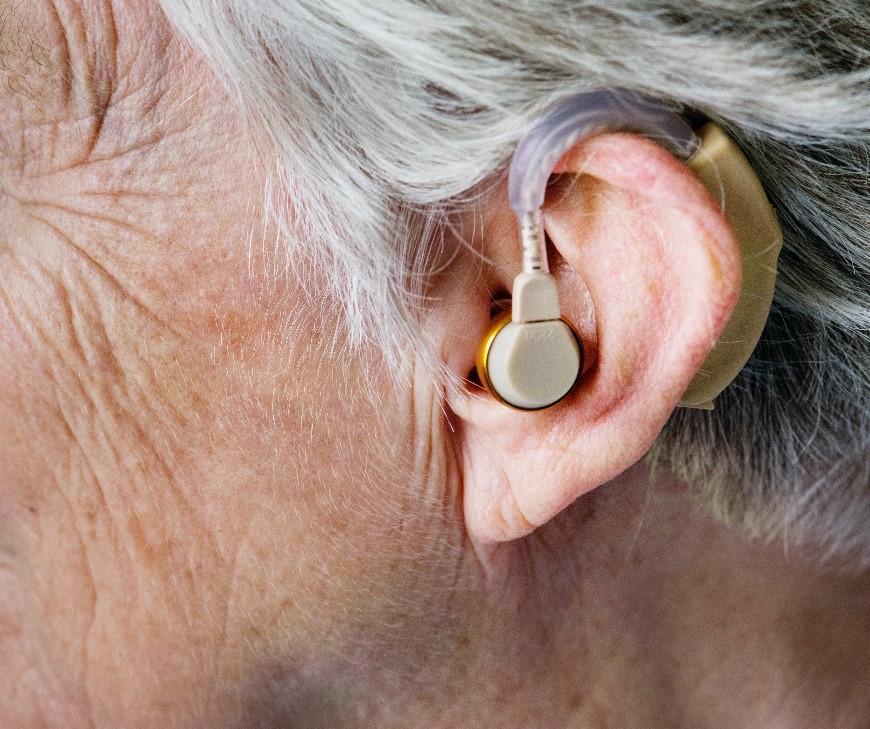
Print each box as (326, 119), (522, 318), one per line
(488, 291), (512, 319)
(467, 363), (484, 389)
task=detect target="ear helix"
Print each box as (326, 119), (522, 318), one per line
(476, 88), (700, 411)
(475, 89), (782, 411)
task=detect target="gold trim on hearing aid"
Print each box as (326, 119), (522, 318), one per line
(474, 90), (782, 412)
(475, 311), (512, 404)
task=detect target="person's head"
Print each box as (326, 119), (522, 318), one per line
(159, 0), (870, 559)
(1, 1), (868, 726)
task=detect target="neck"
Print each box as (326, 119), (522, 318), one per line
(348, 466), (870, 729)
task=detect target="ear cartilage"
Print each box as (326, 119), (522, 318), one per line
(477, 89), (782, 412)
(477, 90), (700, 411)
(511, 91), (700, 284)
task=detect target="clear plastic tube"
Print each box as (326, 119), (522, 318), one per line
(508, 89), (700, 274)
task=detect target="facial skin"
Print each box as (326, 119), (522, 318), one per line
(1, 2), (869, 728)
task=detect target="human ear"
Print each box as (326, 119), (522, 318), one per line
(443, 131), (744, 544)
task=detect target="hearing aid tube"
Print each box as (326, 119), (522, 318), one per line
(508, 89), (700, 219)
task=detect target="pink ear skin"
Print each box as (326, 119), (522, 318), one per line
(446, 132), (741, 545)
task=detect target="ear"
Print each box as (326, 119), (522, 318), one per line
(439, 132), (742, 544)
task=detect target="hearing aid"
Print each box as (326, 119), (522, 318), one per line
(475, 89), (783, 411)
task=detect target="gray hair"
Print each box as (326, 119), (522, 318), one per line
(158, 0), (870, 568)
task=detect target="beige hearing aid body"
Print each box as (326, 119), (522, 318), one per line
(680, 123), (783, 409)
(475, 91), (782, 411)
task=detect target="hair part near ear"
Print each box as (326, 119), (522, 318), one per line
(157, 0), (870, 569)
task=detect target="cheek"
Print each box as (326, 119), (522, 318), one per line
(1, 242), (466, 718)
(195, 310), (469, 682)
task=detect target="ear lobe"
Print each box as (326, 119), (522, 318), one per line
(446, 132), (743, 545)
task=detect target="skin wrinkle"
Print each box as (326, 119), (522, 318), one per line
(50, 1), (115, 164)
(1, 1), (187, 195)
(21, 238), (190, 457)
(0, 458), (82, 726)
(43, 3), (72, 110)
(409, 363), (470, 596)
(51, 452), (99, 729)
(0, 12), (261, 723)
(6, 347), (99, 727)
(20, 258), (222, 720)
(212, 512), (251, 714)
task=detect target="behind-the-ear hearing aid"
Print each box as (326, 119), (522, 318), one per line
(475, 89), (783, 411)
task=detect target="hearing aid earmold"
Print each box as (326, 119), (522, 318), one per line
(475, 89), (783, 411)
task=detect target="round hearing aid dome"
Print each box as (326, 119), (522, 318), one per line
(477, 312), (583, 411)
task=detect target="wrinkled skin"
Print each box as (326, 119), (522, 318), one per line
(1, 3), (868, 728)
